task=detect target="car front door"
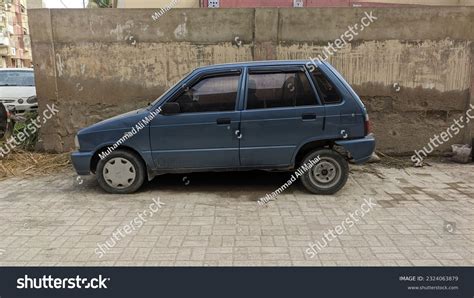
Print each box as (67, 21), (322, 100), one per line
(240, 66), (326, 167)
(149, 69), (243, 170)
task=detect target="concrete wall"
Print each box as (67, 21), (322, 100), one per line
(28, 7), (474, 154)
(117, 0), (200, 8)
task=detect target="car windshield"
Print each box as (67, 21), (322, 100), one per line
(0, 71), (35, 86)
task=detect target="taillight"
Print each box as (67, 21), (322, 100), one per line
(364, 114), (371, 135)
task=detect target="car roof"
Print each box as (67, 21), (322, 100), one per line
(0, 68), (34, 72)
(194, 60), (322, 71)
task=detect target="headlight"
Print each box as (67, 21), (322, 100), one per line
(74, 135), (80, 150)
(26, 96), (37, 104)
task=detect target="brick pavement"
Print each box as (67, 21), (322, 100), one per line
(0, 162), (472, 266)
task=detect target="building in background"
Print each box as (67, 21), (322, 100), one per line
(200, 0), (474, 7)
(26, 0), (43, 9)
(0, 0), (32, 68)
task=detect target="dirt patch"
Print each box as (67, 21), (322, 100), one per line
(375, 152), (413, 168)
(372, 152), (460, 169)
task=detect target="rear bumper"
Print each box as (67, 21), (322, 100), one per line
(71, 151), (94, 175)
(335, 134), (376, 164)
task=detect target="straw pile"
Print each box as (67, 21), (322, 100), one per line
(0, 150), (71, 180)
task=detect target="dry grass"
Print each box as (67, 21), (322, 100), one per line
(0, 150), (71, 180)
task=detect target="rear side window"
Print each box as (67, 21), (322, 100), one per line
(310, 69), (341, 104)
(172, 74), (239, 113)
(246, 71), (317, 109)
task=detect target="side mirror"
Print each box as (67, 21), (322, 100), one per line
(160, 102), (180, 115)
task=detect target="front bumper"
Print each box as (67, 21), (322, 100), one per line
(335, 134), (376, 164)
(71, 151), (94, 175)
(3, 103), (37, 115)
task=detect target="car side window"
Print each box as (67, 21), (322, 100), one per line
(172, 74), (239, 113)
(246, 71), (317, 109)
(310, 69), (341, 104)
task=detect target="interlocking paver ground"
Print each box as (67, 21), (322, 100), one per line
(0, 162), (472, 266)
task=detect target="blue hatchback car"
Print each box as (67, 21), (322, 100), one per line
(71, 60), (375, 194)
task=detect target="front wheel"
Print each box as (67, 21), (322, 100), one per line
(300, 149), (349, 195)
(96, 150), (146, 194)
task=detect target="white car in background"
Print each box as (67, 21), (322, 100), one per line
(0, 68), (37, 114)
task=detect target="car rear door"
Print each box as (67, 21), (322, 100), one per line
(239, 65), (325, 167)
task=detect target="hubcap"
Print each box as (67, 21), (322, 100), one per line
(310, 157), (342, 189)
(103, 157), (136, 189)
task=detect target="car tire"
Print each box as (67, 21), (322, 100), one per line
(300, 149), (348, 195)
(96, 149), (146, 194)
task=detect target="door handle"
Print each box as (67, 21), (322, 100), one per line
(216, 118), (231, 125)
(302, 113), (317, 120)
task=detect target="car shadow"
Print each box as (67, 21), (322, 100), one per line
(141, 170), (305, 201)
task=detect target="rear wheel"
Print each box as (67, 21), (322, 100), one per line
(96, 150), (146, 194)
(300, 149), (348, 195)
